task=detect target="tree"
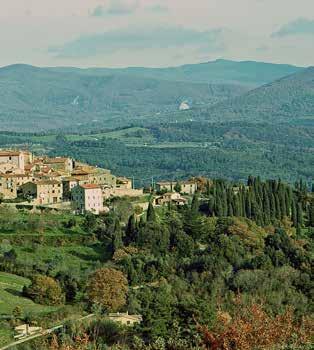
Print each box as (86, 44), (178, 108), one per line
(309, 199), (314, 227)
(125, 214), (137, 244)
(147, 202), (156, 222)
(112, 219), (123, 253)
(138, 222), (170, 255)
(12, 306), (22, 319)
(24, 275), (65, 306)
(174, 182), (182, 193)
(87, 268), (128, 311)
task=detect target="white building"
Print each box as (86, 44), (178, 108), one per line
(71, 184), (104, 214)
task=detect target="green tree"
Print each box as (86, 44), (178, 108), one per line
(125, 214), (137, 244)
(174, 182), (182, 193)
(147, 202), (156, 222)
(112, 219), (123, 253)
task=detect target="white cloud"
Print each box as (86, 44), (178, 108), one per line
(272, 18), (314, 37)
(90, 0), (140, 17)
(50, 27), (225, 58)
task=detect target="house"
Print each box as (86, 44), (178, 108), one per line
(0, 150), (32, 173)
(107, 312), (142, 326)
(71, 184), (104, 214)
(43, 157), (74, 173)
(0, 174), (34, 199)
(116, 177), (133, 190)
(62, 177), (80, 200)
(20, 180), (63, 205)
(155, 181), (174, 193)
(181, 181), (198, 195)
(14, 324), (42, 339)
(155, 192), (187, 206)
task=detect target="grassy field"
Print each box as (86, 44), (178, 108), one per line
(13, 241), (105, 276)
(0, 272), (56, 315)
(0, 272), (58, 346)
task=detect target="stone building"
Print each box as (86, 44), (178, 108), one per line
(20, 180), (63, 205)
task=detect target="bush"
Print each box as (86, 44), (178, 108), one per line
(23, 275), (65, 306)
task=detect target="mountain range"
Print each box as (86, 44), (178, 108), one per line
(0, 60), (312, 132)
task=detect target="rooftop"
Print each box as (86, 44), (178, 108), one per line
(44, 157), (70, 164)
(0, 151), (20, 156)
(36, 180), (61, 186)
(80, 184), (101, 190)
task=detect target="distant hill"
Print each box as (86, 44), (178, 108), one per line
(200, 67), (314, 123)
(48, 59), (303, 87)
(0, 64), (247, 132)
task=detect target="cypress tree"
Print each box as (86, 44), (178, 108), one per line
(125, 214), (137, 244)
(191, 194), (200, 213)
(245, 192), (252, 219)
(262, 188), (271, 225)
(112, 220), (123, 252)
(309, 200), (314, 227)
(227, 202), (234, 217)
(291, 200), (297, 227)
(270, 193), (276, 221)
(275, 194), (282, 220)
(147, 202), (156, 222)
(297, 203), (303, 227)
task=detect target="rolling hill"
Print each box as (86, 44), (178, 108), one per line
(200, 66), (314, 123)
(48, 59), (302, 87)
(0, 64), (248, 132)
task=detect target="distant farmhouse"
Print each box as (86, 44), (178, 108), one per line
(107, 312), (142, 326)
(156, 180), (197, 195)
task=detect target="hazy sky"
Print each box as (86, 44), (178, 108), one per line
(1, 0), (314, 67)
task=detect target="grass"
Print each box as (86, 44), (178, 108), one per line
(0, 272), (57, 316)
(0, 271), (78, 347)
(13, 241), (105, 275)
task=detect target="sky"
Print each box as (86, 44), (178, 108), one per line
(0, 0), (314, 68)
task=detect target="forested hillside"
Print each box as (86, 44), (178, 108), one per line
(1, 117), (313, 183)
(198, 67), (314, 123)
(0, 64), (248, 132)
(48, 59), (302, 86)
(0, 177), (313, 349)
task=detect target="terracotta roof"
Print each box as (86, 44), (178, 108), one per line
(117, 177), (131, 183)
(0, 151), (20, 156)
(62, 177), (79, 182)
(36, 180), (61, 186)
(24, 164), (35, 170)
(80, 184), (101, 190)
(71, 169), (89, 176)
(0, 174), (31, 178)
(44, 157), (70, 164)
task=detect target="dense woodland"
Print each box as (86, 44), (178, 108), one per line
(0, 177), (313, 349)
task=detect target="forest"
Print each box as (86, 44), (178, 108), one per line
(0, 177), (313, 349)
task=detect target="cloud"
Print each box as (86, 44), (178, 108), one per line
(272, 18), (314, 37)
(90, 0), (139, 17)
(49, 27), (225, 58)
(145, 4), (169, 13)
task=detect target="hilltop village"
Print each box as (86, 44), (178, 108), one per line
(0, 149), (197, 214)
